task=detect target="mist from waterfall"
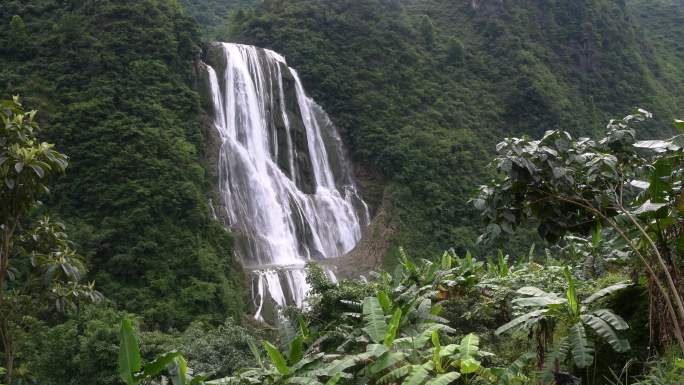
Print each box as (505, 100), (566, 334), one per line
(204, 43), (369, 320)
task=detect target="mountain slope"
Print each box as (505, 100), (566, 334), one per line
(0, 0), (245, 329)
(215, 0), (684, 260)
(628, 0), (684, 110)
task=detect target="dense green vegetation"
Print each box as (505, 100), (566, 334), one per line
(1, 0), (684, 384)
(0, 97), (103, 383)
(117, 113), (684, 385)
(177, 0), (258, 38)
(0, 0), (246, 331)
(475, 110), (684, 350)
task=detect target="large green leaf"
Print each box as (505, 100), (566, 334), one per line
(432, 331), (442, 373)
(582, 283), (631, 304)
(459, 334), (479, 356)
(365, 343), (390, 358)
(633, 139), (671, 150)
(568, 322), (594, 368)
(564, 268), (579, 317)
(424, 372), (460, 385)
(508, 352), (534, 374)
(297, 315), (310, 340)
(512, 296), (565, 307)
(593, 309), (629, 331)
(497, 249), (509, 276)
(632, 200), (667, 215)
(377, 364), (412, 385)
(170, 356), (188, 385)
(138, 351), (181, 380)
(378, 291), (392, 313)
(438, 344), (459, 357)
(324, 373), (342, 385)
(290, 352), (324, 372)
(325, 357), (357, 376)
(384, 308), (402, 347)
(441, 251), (453, 269)
(649, 159), (672, 203)
(288, 336), (304, 365)
(458, 334), (481, 374)
(581, 314), (630, 353)
(630, 180), (650, 190)
(118, 319), (142, 385)
(402, 362), (433, 385)
(247, 339), (263, 368)
(263, 341), (290, 375)
(515, 286), (554, 297)
(363, 297), (389, 343)
(369, 352), (407, 374)
(408, 324), (452, 348)
(495, 309), (548, 335)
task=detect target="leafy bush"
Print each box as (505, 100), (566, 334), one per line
(475, 111), (684, 353)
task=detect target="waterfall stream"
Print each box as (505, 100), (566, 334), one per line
(203, 43), (369, 321)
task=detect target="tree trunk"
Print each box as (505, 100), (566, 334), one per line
(648, 229), (684, 351)
(0, 224), (10, 309)
(1, 222), (15, 384)
(536, 320), (553, 385)
(0, 317), (13, 384)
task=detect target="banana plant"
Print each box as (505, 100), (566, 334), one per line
(118, 318), (204, 385)
(480, 352), (535, 385)
(323, 295), (496, 385)
(371, 332), (490, 385)
(210, 327), (343, 385)
(397, 248), (482, 301)
(486, 250), (512, 278)
(495, 268), (631, 372)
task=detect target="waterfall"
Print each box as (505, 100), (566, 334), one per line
(203, 43), (369, 321)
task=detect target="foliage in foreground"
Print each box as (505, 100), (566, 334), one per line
(121, 252), (539, 385)
(118, 112), (684, 385)
(1, 97), (102, 384)
(124, 247), (643, 385)
(475, 111), (684, 353)
(496, 269), (630, 381)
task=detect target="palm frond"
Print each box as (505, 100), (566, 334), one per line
(581, 314), (630, 353)
(582, 283), (632, 304)
(567, 322), (594, 368)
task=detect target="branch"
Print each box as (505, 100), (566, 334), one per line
(525, 188), (684, 352)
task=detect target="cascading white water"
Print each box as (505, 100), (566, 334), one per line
(204, 43), (369, 321)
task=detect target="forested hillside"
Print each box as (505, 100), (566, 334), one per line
(628, 0), (684, 102)
(0, 0), (245, 330)
(216, 0), (684, 260)
(177, 0), (256, 38)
